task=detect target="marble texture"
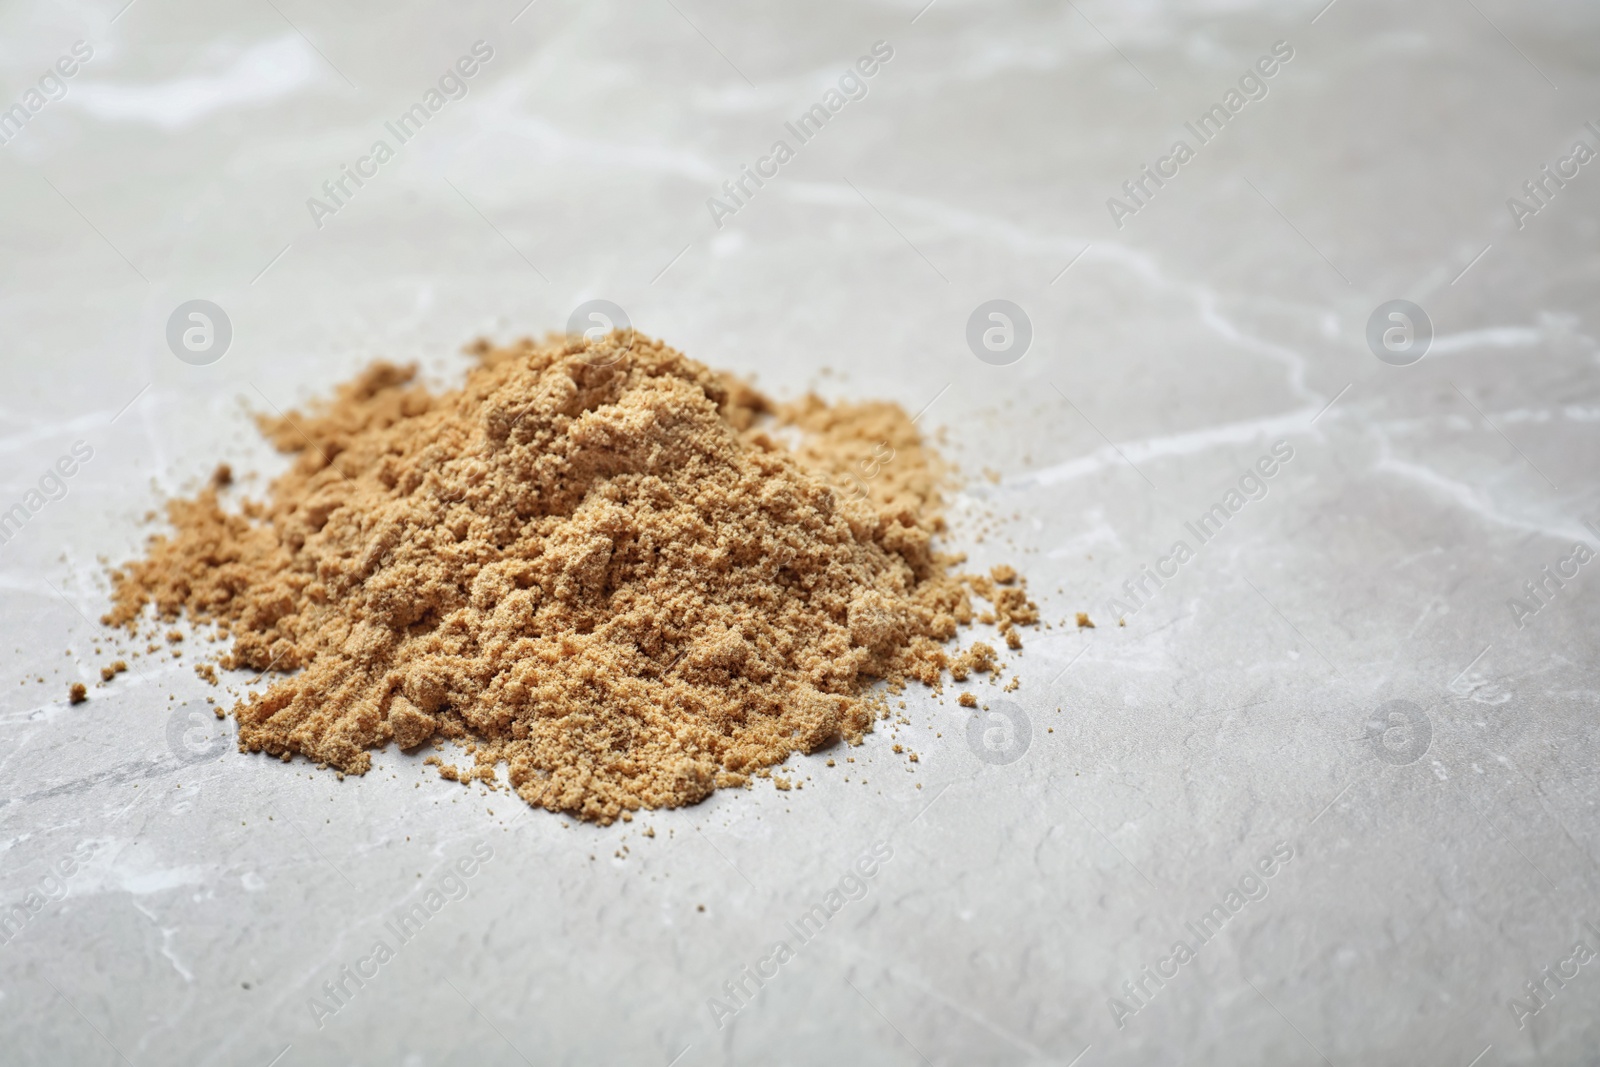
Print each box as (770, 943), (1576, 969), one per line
(1, 0), (1598, 1064)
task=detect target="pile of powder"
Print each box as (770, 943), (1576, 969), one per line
(104, 333), (1037, 822)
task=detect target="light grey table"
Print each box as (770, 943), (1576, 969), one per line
(2, 1), (1597, 1064)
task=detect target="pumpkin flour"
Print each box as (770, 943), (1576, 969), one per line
(104, 334), (1036, 822)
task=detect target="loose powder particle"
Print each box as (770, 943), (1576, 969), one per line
(104, 333), (1037, 822)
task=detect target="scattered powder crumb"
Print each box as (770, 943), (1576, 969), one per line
(68, 683), (87, 704)
(1076, 612), (1093, 629)
(949, 642), (998, 682)
(102, 333), (1044, 823)
(958, 692), (977, 708)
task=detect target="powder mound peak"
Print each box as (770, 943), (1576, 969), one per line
(106, 334), (1036, 822)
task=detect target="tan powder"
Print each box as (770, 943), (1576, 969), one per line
(104, 333), (1036, 822)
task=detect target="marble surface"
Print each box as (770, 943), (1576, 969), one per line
(2, 0), (1598, 1064)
